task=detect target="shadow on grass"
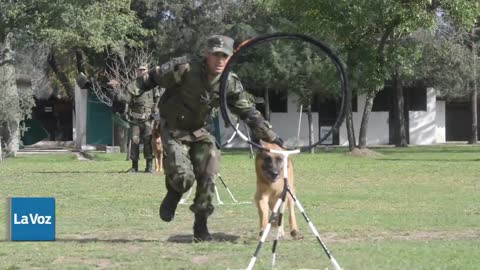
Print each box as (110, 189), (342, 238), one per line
(167, 233), (240, 243)
(55, 238), (162, 243)
(32, 171), (139, 174)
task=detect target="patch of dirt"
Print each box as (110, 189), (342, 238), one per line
(59, 229), (479, 246)
(52, 256), (115, 269)
(320, 230), (480, 243)
(57, 232), (161, 246)
(191, 255), (209, 265)
(346, 148), (384, 158)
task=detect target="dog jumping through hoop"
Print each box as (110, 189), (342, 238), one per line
(254, 141), (302, 240)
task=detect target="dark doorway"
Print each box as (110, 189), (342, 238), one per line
(30, 97), (73, 142)
(311, 95), (339, 145)
(445, 101), (480, 141)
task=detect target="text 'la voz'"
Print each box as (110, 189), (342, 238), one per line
(13, 213), (52, 225)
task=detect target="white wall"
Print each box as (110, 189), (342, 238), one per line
(218, 112), (320, 148)
(339, 94), (389, 146)
(219, 94), (319, 148)
(409, 87), (437, 145)
(435, 100), (446, 143)
(221, 89), (447, 148)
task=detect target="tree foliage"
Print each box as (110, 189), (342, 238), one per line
(1, 0), (149, 52)
(272, 0), (479, 147)
(419, 27), (479, 98)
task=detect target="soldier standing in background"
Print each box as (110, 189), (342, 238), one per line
(129, 35), (283, 242)
(124, 64), (160, 173)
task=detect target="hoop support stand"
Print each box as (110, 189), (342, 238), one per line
(246, 148), (342, 270)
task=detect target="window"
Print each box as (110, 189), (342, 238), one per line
(405, 85), (427, 111)
(269, 91), (288, 112)
(310, 95), (338, 122)
(254, 90), (287, 113)
(372, 86), (392, 112)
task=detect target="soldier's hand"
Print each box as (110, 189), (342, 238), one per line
(272, 136), (284, 148)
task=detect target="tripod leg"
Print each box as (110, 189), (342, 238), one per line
(214, 182), (223, 205)
(179, 186), (193, 205)
(216, 173), (238, 203)
(271, 186), (288, 268)
(246, 196), (285, 270)
(286, 189), (343, 270)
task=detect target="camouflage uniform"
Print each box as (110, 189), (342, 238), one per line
(129, 35), (280, 241)
(124, 87), (160, 172)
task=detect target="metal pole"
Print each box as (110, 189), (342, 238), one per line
(244, 122), (254, 159)
(216, 173), (239, 203)
(297, 104), (303, 141)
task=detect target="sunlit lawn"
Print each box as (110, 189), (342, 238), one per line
(1, 145), (479, 269)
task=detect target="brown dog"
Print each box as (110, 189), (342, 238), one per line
(151, 125), (163, 174)
(254, 141), (301, 239)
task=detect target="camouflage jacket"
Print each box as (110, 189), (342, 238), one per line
(125, 88), (160, 121)
(128, 56), (277, 142)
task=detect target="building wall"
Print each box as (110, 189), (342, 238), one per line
(339, 95), (389, 146)
(219, 112), (319, 148)
(221, 89), (447, 148)
(219, 94), (319, 148)
(409, 87), (437, 145)
(435, 100), (446, 143)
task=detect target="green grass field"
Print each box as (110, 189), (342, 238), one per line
(1, 145), (479, 269)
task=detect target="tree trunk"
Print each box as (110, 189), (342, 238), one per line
(307, 103), (314, 153)
(346, 99), (356, 150)
(393, 72), (408, 147)
(469, 29), (478, 144)
(0, 33), (20, 158)
(75, 49), (86, 74)
(359, 92), (375, 148)
(359, 18), (399, 149)
(48, 50), (74, 98)
(264, 88), (270, 121)
(345, 54), (357, 151)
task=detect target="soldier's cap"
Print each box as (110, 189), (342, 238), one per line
(207, 35), (234, 56)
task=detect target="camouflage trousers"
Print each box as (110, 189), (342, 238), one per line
(130, 120), (154, 161)
(161, 127), (220, 216)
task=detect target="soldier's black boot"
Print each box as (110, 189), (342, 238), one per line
(145, 159), (153, 173)
(193, 213), (213, 243)
(126, 160), (138, 173)
(159, 189), (182, 222)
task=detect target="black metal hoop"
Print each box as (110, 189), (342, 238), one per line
(219, 33), (350, 152)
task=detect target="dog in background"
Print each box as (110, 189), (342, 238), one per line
(151, 124), (163, 174)
(254, 141), (301, 239)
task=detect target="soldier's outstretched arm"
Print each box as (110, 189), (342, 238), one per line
(128, 56), (190, 92)
(227, 77), (280, 144)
